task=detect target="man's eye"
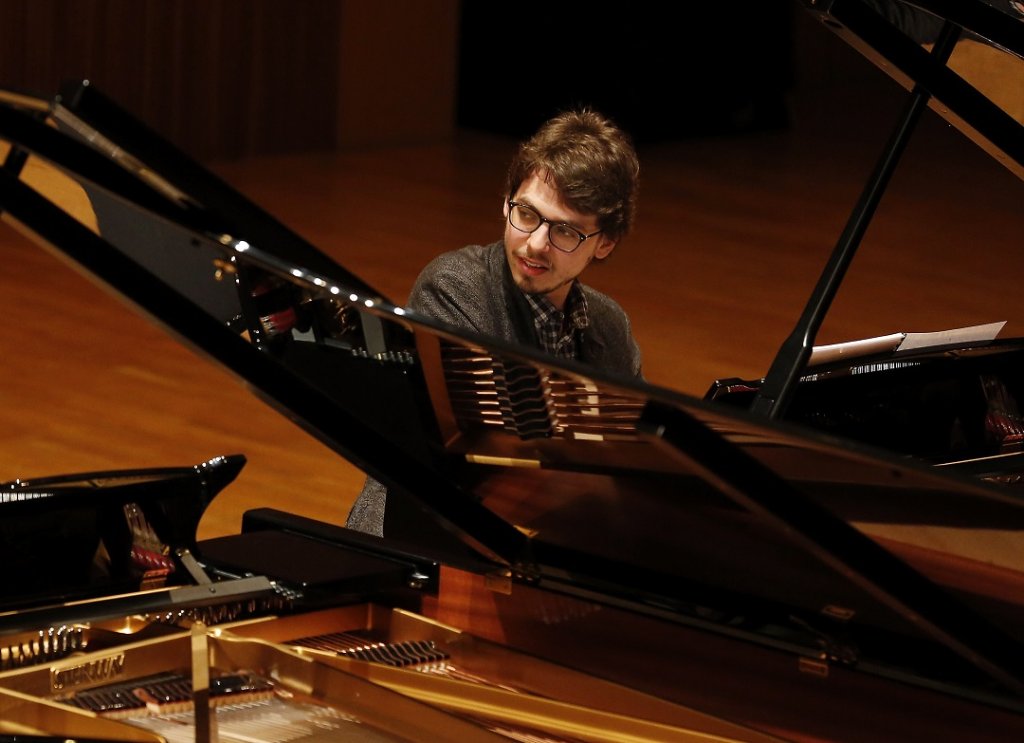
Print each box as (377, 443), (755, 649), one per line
(552, 225), (577, 242)
(515, 206), (539, 225)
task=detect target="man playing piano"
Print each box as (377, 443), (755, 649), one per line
(346, 107), (643, 536)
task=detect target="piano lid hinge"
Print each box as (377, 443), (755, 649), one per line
(510, 561), (541, 586)
(406, 570), (433, 590)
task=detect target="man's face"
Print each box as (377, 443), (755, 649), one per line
(503, 171), (616, 310)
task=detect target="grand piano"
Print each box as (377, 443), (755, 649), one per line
(0, 1), (1022, 741)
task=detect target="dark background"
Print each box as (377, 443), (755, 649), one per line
(456, 4), (793, 141)
(0, 1), (843, 161)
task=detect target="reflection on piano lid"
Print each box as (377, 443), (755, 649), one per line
(709, 338), (1024, 477)
(1, 1), (1024, 740)
(0, 455), (245, 610)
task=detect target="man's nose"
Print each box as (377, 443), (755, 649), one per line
(526, 223), (552, 251)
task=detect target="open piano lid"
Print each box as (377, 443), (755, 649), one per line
(1, 4), (1023, 712)
(748, 0), (1024, 418)
(804, 0), (1024, 180)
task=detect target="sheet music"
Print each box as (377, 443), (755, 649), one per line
(809, 321), (1006, 366)
(897, 320), (1006, 351)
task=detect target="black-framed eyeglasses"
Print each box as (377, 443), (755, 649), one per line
(507, 201), (603, 254)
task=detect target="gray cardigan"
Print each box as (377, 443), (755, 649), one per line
(345, 241), (641, 535)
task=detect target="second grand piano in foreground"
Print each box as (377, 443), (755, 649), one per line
(1, 1), (1024, 741)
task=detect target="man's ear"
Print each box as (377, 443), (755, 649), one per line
(502, 198), (509, 220)
(594, 236), (617, 260)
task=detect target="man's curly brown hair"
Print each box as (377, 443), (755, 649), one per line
(505, 108), (639, 240)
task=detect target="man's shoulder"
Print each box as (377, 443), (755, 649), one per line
(408, 242), (508, 330)
(414, 242), (502, 291)
(577, 282), (642, 377)
(579, 282), (630, 322)
(414, 243), (499, 289)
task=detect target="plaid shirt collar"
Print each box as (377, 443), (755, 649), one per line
(522, 282), (589, 359)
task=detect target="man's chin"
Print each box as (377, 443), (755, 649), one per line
(511, 269), (543, 291)
(514, 277), (553, 297)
